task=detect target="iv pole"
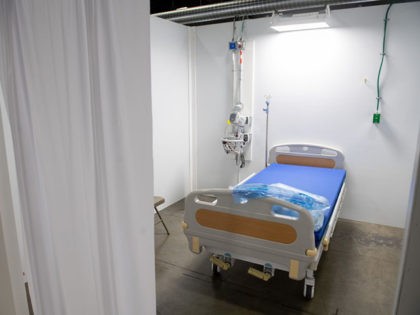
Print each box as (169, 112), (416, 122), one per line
(263, 95), (271, 168)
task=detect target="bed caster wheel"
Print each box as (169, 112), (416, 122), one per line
(304, 270), (315, 299)
(304, 284), (314, 300)
(212, 263), (221, 276)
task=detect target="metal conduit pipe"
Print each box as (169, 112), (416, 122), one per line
(153, 0), (385, 25)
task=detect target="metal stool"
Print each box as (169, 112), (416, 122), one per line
(154, 196), (169, 235)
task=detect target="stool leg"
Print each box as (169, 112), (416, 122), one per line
(154, 206), (170, 235)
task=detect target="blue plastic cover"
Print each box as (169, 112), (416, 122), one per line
(237, 164), (346, 246)
(233, 182), (330, 231)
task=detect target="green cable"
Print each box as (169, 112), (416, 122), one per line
(376, 3), (393, 113)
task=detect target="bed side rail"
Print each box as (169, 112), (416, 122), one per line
(183, 189), (317, 261)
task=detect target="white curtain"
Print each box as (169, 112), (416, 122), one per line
(0, 0), (156, 314)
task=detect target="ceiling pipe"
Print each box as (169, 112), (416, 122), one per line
(152, 0), (387, 25)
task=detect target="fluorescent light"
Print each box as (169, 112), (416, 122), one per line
(271, 21), (330, 32)
(270, 11), (331, 33)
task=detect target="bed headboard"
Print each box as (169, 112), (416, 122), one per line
(268, 144), (344, 169)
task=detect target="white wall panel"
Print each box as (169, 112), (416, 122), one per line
(395, 130), (420, 314)
(150, 17), (190, 206)
(0, 3), (29, 313)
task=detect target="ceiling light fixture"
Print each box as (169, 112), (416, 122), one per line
(271, 7), (331, 33)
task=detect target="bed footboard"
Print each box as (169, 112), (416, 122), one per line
(183, 189), (318, 281)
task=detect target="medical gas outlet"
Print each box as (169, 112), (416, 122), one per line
(221, 132), (252, 158)
(229, 112), (251, 127)
(222, 112), (252, 168)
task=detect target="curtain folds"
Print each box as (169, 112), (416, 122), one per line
(1, 0), (155, 314)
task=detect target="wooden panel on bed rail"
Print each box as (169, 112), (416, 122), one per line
(268, 144), (344, 169)
(195, 209), (297, 244)
(276, 155), (336, 168)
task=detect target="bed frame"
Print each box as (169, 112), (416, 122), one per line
(182, 144), (346, 299)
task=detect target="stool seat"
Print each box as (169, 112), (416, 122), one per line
(154, 196), (165, 207)
(154, 196), (169, 235)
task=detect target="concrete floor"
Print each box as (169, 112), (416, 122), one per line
(155, 200), (403, 315)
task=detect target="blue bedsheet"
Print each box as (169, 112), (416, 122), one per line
(241, 163), (346, 246)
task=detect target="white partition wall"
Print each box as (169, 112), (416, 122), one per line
(0, 3), (32, 314)
(394, 129), (420, 314)
(194, 2), (420, 228)
(151, 17), (191, 206)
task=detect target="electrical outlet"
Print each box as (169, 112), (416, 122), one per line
(373, 113), (381, 124)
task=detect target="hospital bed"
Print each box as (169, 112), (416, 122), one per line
(182, 144), (346, 299)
